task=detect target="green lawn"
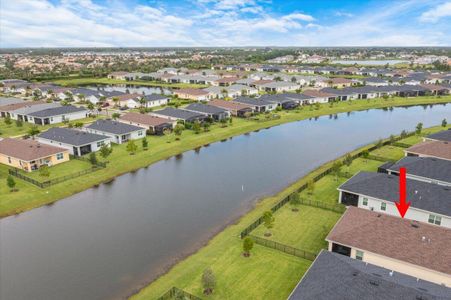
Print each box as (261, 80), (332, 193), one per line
(51, 77), (208, 89)
(299, 175), (347, 205)
(345, 157), (382, 175)
(252, 205), (342, 253)
(369, 145), (405, 161)
(17, 159), (93, 181)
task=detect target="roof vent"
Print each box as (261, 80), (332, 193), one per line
(421, 236), (426, 242)
(389, 271), (394, 277)
(369, 280), (380, 287)
(411, 223), (419, 228)
(377, 214), (382, 217)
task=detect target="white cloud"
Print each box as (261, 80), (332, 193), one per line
(419, 2), (451, 22)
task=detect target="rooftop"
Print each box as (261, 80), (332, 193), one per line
(153, 107), (205, 120)
(86, 119), (144, 135)
(184, 103), (227, 114)
(406, 140), (451, 161)
(0, 138), (67, 161)
(426, 129), (451, 142)
(119, 112), (173, 127)
(388, 156), (451, 184)
(38, 127), (108, 146)
(28, 105), (88, 118)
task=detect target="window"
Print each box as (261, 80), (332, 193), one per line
(380, 202), (386, 211)
(56, 153), (64, 160)
(362, 198), (368, 206)
(8, 157), (12, 164)
(138, 131), (143, 136)
(356, 250), (364, 260)
(97, 141), (104, 148)
(428, 214), (442, 226)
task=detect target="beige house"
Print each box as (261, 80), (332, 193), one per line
(326, 207), (451, 287)
(0, 138), (69, 172)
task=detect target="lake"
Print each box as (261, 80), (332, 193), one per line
(1, 104), (450, 300)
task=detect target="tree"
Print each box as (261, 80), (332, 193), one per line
(28, 126), (40, 137)
(442, 119), (447, 127)
(289, 192), (301, 211)
(89, 152), (98, 165)
(126, 140), (138, 155)
(361, 149), (369, 163)
(74, 122), (84, 128)
(343, 154), (353, 176)
(99, 144), (112, 160)
(400, 130), (407, 139)
(203, 122), (211, 132)
(15, 119), (23, 127)
(193, 120), (201, 134)
(87, 102), (95, 112)
(262, 211), (275, 237)
(142, 137), (149, 150)
(112, 96), (119, 107)
(389, 134), (395, 145)
(202, 268), (216, 295)
(307, 179), (315, 195)
(112, 112), (120, 120)
(4, 116), (12, 125)
(242, 237), (254, 257)
(174, 124), (184, 139)
(415, 122), (423, 135)
(39, 165), (50, 177)
(331, 161), (342, 181)
(7, 176), (16, 192)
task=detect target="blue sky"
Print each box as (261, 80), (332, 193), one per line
(1, 0), (450, 47)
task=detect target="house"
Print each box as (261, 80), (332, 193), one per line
(420, 84), (450, 95)
(151, 107), (208, 123)
(27, 105), (89, 125)
(232, 96), (277, 112)
(405, 141), (451, 161)
(302, 89), (336, 103)
(251, 79), (274, 91)
(85, 119), (145, 144)
(71, 88), (102, 104)
(107, 71), (129, 80)
(0, 97), (23, 106)
(364, 77), (390, 86)
(226, 84), (258, 97)
(320, 88), (359, 101)
(208, 99), (254, 117)
(213, 77), (239, 87)
(288, 250), (451, 300)
(338, 171), (451, 228)
(328, 77), (354, 88)
(258, 94), (299, 109)
(261, 81), (300, 93)
(0, 138), (69, 172)
(118, 112), (175, 135)
(0, 100), (47, 118)
(326, 206), (451, 287)
(425, 129), (451, 142)
(174, 88), (211, 101)
(8, 103), (61, 122)
(387, 156), (451, 186)
(111, 93), (142, 108)
(141, 94), (170, 108)
(37, 127), (111, 156)
(184, 103), (230, 121)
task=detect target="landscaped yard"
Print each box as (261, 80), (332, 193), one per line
(252, 205), (342, 253)
(369, 145), (405, 161)
(345, 157), (382, 175)
(17, 159), (94, 181)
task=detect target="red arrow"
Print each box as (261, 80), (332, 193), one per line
(395, 167), (410, 218)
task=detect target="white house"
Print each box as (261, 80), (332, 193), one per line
(84, 119), (145, 144)
(26, 105), (89, 125)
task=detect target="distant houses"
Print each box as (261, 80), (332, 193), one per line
(26, 105), (88, 125)
(184, 103), (230, 121)
(84, 119), (146, 144)
(151, 107), (208, 123)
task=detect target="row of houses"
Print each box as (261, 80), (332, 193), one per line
(289, 130), (451, 299)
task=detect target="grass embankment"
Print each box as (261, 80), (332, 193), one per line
(51, 77), (208, 89)
(17, 159), (93, 181)
(131, 124), (449, 300)
(0, 95), (450, 217)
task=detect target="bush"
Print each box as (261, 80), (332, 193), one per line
(202, 268), (216, 295)
(242, 237), (254, 257)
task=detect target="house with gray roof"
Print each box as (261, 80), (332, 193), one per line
(232, 96), (277, 112)
(338, 171), (451, 228)
(84, 119), (146, 144)
(387, 156), (451, 186)
(288, 250), (451, 300)
(27, 105), (88, 125)
(8, 103), (61, 122)
(259, 94), (300, 109)
(184, 103), (230, 121)
(151, 107), (207, 123)
(425, 129), (451, 142)
(0, 97), (23, 107)
(37, 127), (111, 156)
(260, 81), (300, 93)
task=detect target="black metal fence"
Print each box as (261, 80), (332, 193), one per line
(249, 235), (317, 261)
(157, 287), (202, 300)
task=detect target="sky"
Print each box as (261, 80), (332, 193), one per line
(0, 0), (450, 47)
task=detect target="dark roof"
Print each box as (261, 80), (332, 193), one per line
(38, 127), (108, 146)
(143, 94), (169, 102)
(258, 93), (301, 104)
(339, 171), (451, 216)
(0, 97), (24, 106)
(184, 103), (227, 114)
(288, 250), (451, 300)
(153, 107), (205, 120)
(86, 119), (144, 135)
(388, 156), (451, 184)
(0, 138), (67, 161)
(427, 129), (451, 142)
(327, 207), (451, 275)
(28, 105), (87, 118)
(232, 96), (274, 106)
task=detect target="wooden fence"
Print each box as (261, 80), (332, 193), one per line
(249, 235), (317, 261)
(157, 287), (202, 300)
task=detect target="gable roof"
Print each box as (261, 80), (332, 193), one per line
(388, 156), (451, 184)
(339, 171), (451, 216)
(288, 250), (451, 300)
(10, 103), (61, 115)
(0, 100), (47, 112)
(406, 141), (451, 161)
(0, 97), (24, 106)
(184, 103), (227, 115)
(233, 96), (274, 106)
(426, 129), (451, 142)
(209, 99), (253, 111)
(38, 127), (108, 146)
(28, 105), (87, 118)
(119, 112), (173, 127)
(175, 88), (209, 96)
(153, 107), (205, 120)
(0, 138), (67, 161)
(327, 206), (451, 275)
(143, 94), (169, 102)
(86, 119), (144, 135)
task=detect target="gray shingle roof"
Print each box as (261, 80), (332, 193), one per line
(38, 127), (108, 146)
(0, 97), (24, 106)
(233, 96), (274, 106)
(10, 103), (61, 115)
(28, 105), (88, 118)
(288, 250), (451, 300)
(427, 129), (451, 142)
(184, 103), (227, 114)
(388, 156), (451, 184)
(86, 119), (144, 135)
(153, 107), (205, 121)
(143, 94), (169, 102)
(339, 171), (451, 216)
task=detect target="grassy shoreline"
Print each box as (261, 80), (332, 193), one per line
(130, 124), (449, 300)
(1, 95), (450, 218)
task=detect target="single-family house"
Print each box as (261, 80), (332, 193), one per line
(326, 206), (451, 287)
(107, 71), (129, 80)
(405, 141), (451, 161)
(213, 77), (239, 87)
(37, 127), (111, 156)
(174, 88), (211, 101)
(151, 107), (208, 123)
(288, 250), (451, 300)
(0, 97), (23, 107)
(364, 77), (390, 86)
(184, 103), (230, 121)
(302, 90), (337, 103)
(328, 77), (354, 88)
(232, 97), (277, 112)
(111, 93), (142, 108)
(85, 119), (145, 144)
(208, 99), (254, 117)
(338, 171), (451, 228)
(118, 112), (175, 135)
(258, 94), (299, 109)
(8, 103), (61, 122)
(0, 138), (69, 172)
(27, 105), (89, 125)
(261, 81), (300, 93)
(425, 129), (451, 142)
(0, 100), (47, 118)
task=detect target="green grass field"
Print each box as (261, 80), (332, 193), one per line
(369, 145), (405, 161)
(252, 205), (342, 253)
(17, 159), (93, 181)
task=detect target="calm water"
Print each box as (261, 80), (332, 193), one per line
(1, 104), (450, 300)
(332, 59), (409, 66)
(87, 84), (172, 95)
